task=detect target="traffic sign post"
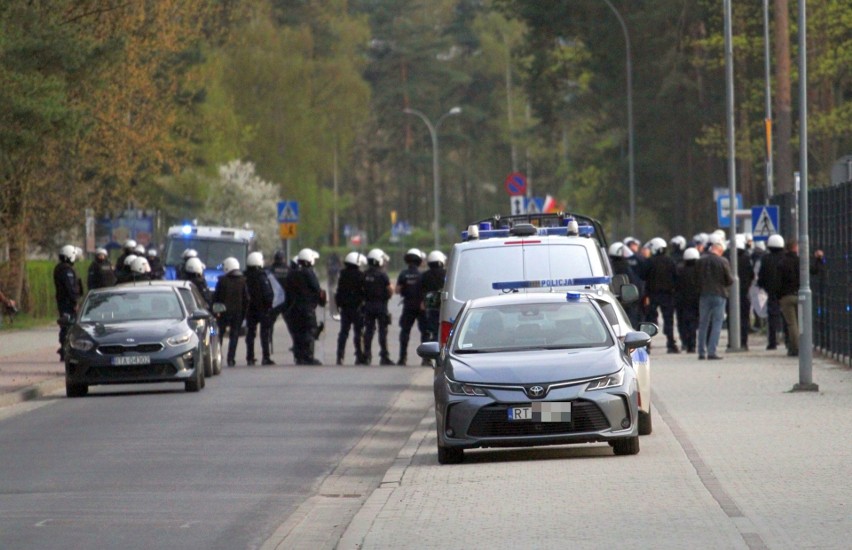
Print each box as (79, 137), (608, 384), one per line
(278, 223), (297, 239)
(277, 200), (300, 223)
(510, 196), (525, 215)
(716, 193), (742, 228)
(751, 205), (779, 240)
(504, 172), (527, 196)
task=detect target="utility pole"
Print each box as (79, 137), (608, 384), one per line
(724, 0), (741, 351)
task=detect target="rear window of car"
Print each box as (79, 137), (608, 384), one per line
(452, 243), (597, 303)
(81, 291), (184, 322)
(453, 301), (612, 352)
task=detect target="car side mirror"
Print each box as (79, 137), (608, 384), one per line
(57, 313), (75, 327)
(618, 283), (639, 304)
(211, 302), (226, 314)
(624, 331), (651, 351)
(416, 341), (441, 360)
(190, 310), (211, 321)
(638, 322), (658, 337)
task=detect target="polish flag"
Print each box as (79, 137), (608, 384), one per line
(543, 194), (557, 213)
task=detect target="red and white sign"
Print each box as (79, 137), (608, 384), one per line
(504, 172), (527, 196)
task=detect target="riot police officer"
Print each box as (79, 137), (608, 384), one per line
(335, 252), (366, 365)
(284, 248), (323, 365)
(183, 257), (211, 304)
(213, 257), (248, 367)
(87, 248), (116, 290)
(147, 248), (165, 280)
(643, 237), (679, 353)
(245, 251), (275, 365)
(115, 239), (137, 275)
(420, 250), (447, 351)
(129, 256), (152, 282)
(115, 254), (137, 284)
(395, 248), (425, 365)
(362, 248), (393, 366)
(54, 245), (81, 361)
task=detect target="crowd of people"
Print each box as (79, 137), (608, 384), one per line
(611, 230), (824, 360)
(49, 238), (448, 368)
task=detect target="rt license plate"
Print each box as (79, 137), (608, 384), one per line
(507, 402), (571, 422)
(111, 355), (151, 366)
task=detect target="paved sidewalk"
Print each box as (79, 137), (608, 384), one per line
(337, 331), (852, 549)
(0, 326), (65, 406)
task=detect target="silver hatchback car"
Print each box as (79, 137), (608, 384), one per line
(418, 292), (655, 464)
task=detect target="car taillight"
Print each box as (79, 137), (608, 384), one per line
(440, 321), (453, 345)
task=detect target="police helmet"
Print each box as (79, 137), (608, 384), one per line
(134, 244), (146, 255)
(608, 242), (625, 258)
(735, 234), (746, 250)
(426, 250), (446, 268)
(146, 248), (158, 258)
(669, 235), (687, 252)
(123, 239), (137, 251)
(404, 248), (425, 265)
(185, 257), (205, 275)
(223, 257), (240, 272)
(298, 248), (317, 266)
(649, 237), (667, 255)
(95, 247), (108, 258)
(59, 245), (76, 263)
(123, 254), (138, 268)
(693, 233), (709, 246)
(182, 248), (198, 260)
(246, 251), (264, 267)
(367, 248), (386, 267)
(344, 251), (365, 267)
(683, 247), (700, 261)
(623, 236), (640, 248)
(767, 234), (785, 250)
(130, 256), (151, 275)
(707, 233), (726, 251)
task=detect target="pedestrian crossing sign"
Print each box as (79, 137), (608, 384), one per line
(751, 205), (779, 241)
(277, 200), (299, 223)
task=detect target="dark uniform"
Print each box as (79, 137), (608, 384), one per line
(148, 254), (165, 280)
(420, 263), (446, 343)
(362, 265), (393, 365)
(728, 247), (753, 349)
(213, 269), (249, 366)
(184, 272), (211, 305)
(87, 256), (116, 290)
(643, 252), (679, 352)
(674, 257), (701, 353)
(757, 247), (785, 350)
(54, 255), (81, 360)
(245, 265), (275, 365)
(284, 262), (323, 365)
(335, 263), (366, 364)
(396, 264), (424, 365)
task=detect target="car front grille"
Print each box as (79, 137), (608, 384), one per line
(87, 364), (177, 379)
(467, 400), (610, 437)
(98, 343), (164, 355)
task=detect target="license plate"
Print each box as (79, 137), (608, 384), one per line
(508, 402), (572, 422)
(111, 355), (152, 366)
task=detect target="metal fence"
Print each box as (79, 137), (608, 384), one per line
(772, 179), (852, 365)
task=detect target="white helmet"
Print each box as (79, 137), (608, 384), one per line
(649, 237), (667, 255)
(298, 248), (317, 266)
(222, 257), (240, 272)
(767, 234), (785, 250)
(134, 244), (146, 255)
(735, 234), (746, 250)
(693, 233), (708, 246)
(185, 257), (205, 274)
(246, 251), (264, 267)
(367, 248), (386, 267)
(123, 254), (138, 267)
(123, 239), (137, 251)
(404, 248), (425, 265)
(427, 250), (447, 267)
(623, 236), (640, 248)
(130, 256), (151, 275)
(608, 242), (625, 258)
(344, 251), (365, 267)
(182, 248), (198, 260)
(708, 233), (726, 251)
(146, 248), (158, 258)
(712, 229), (726, 242)
(683, 247), (700, 261)
(95, 247), (108, 258)
(669, 235), (687, 251)
(59, 245), (76, 263)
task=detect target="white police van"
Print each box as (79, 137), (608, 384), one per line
(164, 224), (256, 291)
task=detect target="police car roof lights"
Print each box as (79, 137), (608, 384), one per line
(461, 224), (594, 241)
(465, 211), (608, 247)
(565, 292), (582, 301)
(491, 276), (612, 291)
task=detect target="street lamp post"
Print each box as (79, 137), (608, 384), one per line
(602, 0), (635, 236)
(403, 106), (462, 249)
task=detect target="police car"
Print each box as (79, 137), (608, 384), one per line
(163, 224), (256, 291)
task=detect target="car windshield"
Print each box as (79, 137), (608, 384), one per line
(453, 301), (612, 353)
(164, 238), (247, 269)
(451, 243), (597, 303)
(80, 291), (184, 322)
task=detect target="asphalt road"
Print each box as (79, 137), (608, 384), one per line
(0, 301), (431, 550)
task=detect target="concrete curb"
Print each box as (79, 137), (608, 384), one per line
(0, 376), (65, 408)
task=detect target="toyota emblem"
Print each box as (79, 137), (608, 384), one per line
(527, 385), (545, 398)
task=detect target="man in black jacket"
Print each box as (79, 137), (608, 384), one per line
(674, 247), (701, 353)
(395, 248), (425, 365)
(245, 252), (275, 365)
(362, 248), (393, 366)
(777, 240), (801, 356)
(54, 245), (81, 361)
(757, 234), (786, 350)
(87, 248), (116, 290)
(213, 257), (248, 367)
(643, 237), (679, 353)
(335, 252), (366, 365)
(285, 248), (323, 365)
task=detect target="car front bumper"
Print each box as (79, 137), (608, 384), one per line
(65, 344), (200, 386)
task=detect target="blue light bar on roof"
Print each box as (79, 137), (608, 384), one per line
(566, 292), (582, 301)
(492, 276), (612, 290)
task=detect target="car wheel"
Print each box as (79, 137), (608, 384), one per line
(639, 407), (653, 435)
(65, 379), (88, 398)
(203, 345), (214, 378)
(612, 436), (640, 456)
(212, 339), (222, 375)
(185, 355), (203, 393)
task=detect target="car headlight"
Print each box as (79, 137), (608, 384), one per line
(446, 378), (487, 396)
(586, 368), (625, 391)
(166, 330), (194, 347)
(69, 337), (94, 351)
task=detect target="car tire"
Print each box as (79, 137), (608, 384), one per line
(203, 344), (214, 378)
(185, 354), (204, 393)
(612, 436), (640, 456)
(212, 339), (222, 375)
(638, 407), (653, 435)
(65, 379), (88, 398)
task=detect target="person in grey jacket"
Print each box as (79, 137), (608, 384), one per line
(696, 237), (734, 360)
